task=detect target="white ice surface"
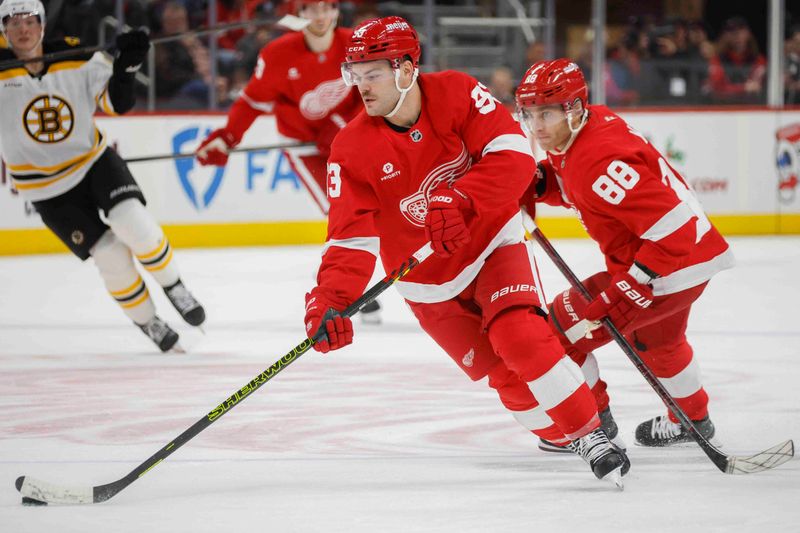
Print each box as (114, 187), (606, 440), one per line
(1, 237), (798, 532)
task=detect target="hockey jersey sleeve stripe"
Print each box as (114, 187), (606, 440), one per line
(322, 236), (380, 257)
(241, 91), (275, 113)
(640, 202), (695, 242)
(480, 133), (534, 158)
(650, 248), (735, 296)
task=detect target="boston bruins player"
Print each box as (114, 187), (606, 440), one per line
(0, 0), (205, 352)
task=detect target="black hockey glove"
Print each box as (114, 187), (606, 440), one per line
(114, 30), (150, 75)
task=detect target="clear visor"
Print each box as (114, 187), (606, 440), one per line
(516, 104), (569, 134)
(3, 12), (41, 30)
(341, 60), (395, 87)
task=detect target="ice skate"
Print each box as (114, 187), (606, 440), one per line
(635, 414), (716, 447)
(164, 280), (206, 327)
(138, 316), (181, 353)
(539, 407), (626, 453)
(360, 299), (382, 325)
(569, 428), (629, 489)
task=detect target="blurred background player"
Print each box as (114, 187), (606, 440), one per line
(515, 59), (734, 449)
(195, 0), (382, 323)
(0, 0), (205, 352)
(304, 16), (629, 486)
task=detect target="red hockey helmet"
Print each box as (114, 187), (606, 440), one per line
(515, 58), (588, 111)
(344, 16), (421, 68)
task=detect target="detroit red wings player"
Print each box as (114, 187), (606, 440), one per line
(195, 0), (361, 214)
(196, 0), (384, 322)
(515, 59), (735, 449)
(303, 16), (629, 486)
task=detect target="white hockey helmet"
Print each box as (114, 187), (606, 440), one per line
(0, 0), (46, 42)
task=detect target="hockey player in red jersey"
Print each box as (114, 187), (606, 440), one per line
(304, 17), (629, 486)
(196, 0), (382, 322)
(196, 0), (360, 210)
(515, 59), (735, 449)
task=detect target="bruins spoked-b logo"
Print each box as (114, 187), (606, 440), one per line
(24, 95), (74, 143)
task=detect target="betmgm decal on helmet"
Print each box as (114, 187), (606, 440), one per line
(23, 94), (74, 143)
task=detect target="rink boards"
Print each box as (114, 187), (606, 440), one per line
(1, 108), (800, 255)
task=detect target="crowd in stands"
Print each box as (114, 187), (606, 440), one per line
(6, 2), (798, 109)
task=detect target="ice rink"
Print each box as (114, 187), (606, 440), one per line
(1, 237), (798, 532)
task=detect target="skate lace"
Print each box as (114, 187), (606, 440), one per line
(651, 416), (682, 439)
(570, 430), (612, 464)
(167, 283), (198, 313)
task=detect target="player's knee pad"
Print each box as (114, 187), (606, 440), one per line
(486, 306), (566, 382)
(548, 272), (613, 353)
(91, 230), (154, 323)
(107, 198), (178, 285)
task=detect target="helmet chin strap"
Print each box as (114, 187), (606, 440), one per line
(384, 67), (419, 119)
(552, 106), (588, 155)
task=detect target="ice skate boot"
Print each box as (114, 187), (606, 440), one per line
(164, 280), (206, 327)
(138, 316), (181, 352)
(539, 407), (626, 453)
(569, 428), (629, 489)
(360, 299), (382, 325)
(635, 414), (715, 447)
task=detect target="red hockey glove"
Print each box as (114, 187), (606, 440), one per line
(304, 289), (353, 353)
(196, 129), (239, 166)
(584, 272), (654, 331)
(425, 188), (473, 257)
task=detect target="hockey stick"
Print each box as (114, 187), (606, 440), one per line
(15, 243), (434, 505)
(123, 141), (315, 164)
(0, 15), (306, 70)
(521, 210), (794, 474)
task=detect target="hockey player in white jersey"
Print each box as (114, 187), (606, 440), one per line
(0, 0), (205, 352)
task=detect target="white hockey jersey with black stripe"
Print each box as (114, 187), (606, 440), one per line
(0, 39), (117, 202)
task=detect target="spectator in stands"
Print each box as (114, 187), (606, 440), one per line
(706, 16), (767, 104)
(605, 30), (643, 106)
(785, 26), (800, 104)
(154, 1), (212, 107)
(487, 66), (516, 112)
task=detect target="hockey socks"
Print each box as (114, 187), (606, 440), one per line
(106, 198), (180, 287)
(91, 230), (155, 325)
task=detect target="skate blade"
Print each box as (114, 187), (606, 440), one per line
(195, 325), (206, 335)
(169, 342), (186, 354)
(603, 467), (624, 490)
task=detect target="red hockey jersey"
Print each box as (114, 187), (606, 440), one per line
(225, 28), (362, 148)
(527, 105), (734, 296)
(317, 71), (536, 306)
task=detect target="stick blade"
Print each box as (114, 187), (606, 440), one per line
(16, 475), (94, 505)
(726, 439), (794, 474)
(276, 14), (310, 32)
